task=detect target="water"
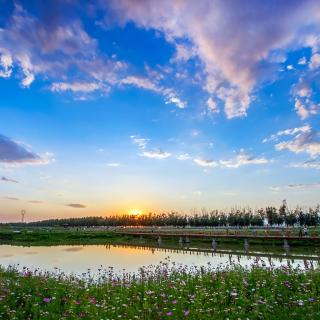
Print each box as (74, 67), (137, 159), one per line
(0, 243), (319, 276)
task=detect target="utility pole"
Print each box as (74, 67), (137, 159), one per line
(21, 209), (26, 223)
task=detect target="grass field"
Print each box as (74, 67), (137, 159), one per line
(0, 263), (319, 319)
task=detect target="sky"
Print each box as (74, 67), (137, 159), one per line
(0, 0), (320, 222)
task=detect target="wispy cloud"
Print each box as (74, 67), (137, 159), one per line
(1, 176), (19, 183)
(270, 183), (320, 191)
(3, 196), (19, 201)
(121, 76), (186, 109)
(141, 149), (171, 159)
(65, 203), (86, 208)
(219, 150), (269, 168)
(194, 150), (269, 168)
(130, 136), (150, 149)
(287, 183), (320, 190)
(106, 163), (121, 167)
(291, 158), (320, 170)
(194, 158), (218, 167)
(177, 153), (191, 161)
(264, 125), (320, 157)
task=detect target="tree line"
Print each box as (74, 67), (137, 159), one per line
(4, 204), (320, 228)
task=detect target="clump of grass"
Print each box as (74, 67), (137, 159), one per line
(0, 261), (319, 319)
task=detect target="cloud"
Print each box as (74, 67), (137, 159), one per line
(177, 153), (191, 160)
(193, 150), (269, 168)
(206, 97), (219, 113)
(106, 0), (320, 118)
(65, 203), (86, 208)
(3, 196), (19, 201)
(0, 4), (125, 93)
(28, 200), (43, 204)
(270, 183), (320, 190)
(291, 78), (320, 119)
(130, 136), (150, 149)
(273, 126), (320, 157)
(219, 150), (269, 168)
(1, 176), (19, 183)
(263, 125), (311, 143)
(51, 82), (103, 93)
(141, 149), (171, 159)
(194, 158), (218, 167)
(121, 76), (186, 109)
(0, 134), (51, 165)
(287, 183), (320, 190)
(106, 163), (120, 167)
(309, 53), (320, 69)
(291, 158), (320, 170)
(0, 53), (13, 78)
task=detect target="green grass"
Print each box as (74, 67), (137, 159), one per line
(0, 263), (320, 319)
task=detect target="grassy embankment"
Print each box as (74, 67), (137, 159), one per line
(1, 226), (320, 248)
(0, 263), (319, 319)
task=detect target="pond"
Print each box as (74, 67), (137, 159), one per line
(0, 243), (319, 276)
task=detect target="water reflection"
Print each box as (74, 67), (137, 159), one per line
(0, 243), (319, 276)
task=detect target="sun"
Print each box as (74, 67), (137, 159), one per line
(128, 209), (143, 216)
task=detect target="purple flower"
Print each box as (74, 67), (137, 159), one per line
(166, 311), (173, 316)
(43, 297), (51, 303)
(184, 310), (190, 316)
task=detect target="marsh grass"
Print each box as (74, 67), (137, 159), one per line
(0, 260), (320, 319)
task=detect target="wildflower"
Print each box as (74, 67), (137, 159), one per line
(43, 297), (51, 303)
(184, 310), (190, 316)
(166, 311), (173, 316)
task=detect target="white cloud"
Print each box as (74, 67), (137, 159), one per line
(194, 158), (218, 167)
(206, 97), (219, 113)
(219, 150), (269, 168)
(121, 76), (186, 109)
(0, 54), (13, 78)
(106, 163), (120, 167)
(263, 125), (311, 143)
(270, 183), (320, 191)
(273, 126), (320, 157)
(309, 53), (320, 69)
(51, 82), (102, 93)
(177, 153), (191, 160)
(291, 158), (320, 170)
(130, 136), (150, 149)
(142, 149), (171, 159)
(287, 183), (320, 190)
(298, 57), (307, 65)
(294, 99), (309, 120)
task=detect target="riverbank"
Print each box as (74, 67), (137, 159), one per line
(0, 263), (319, 319)
(1, 227), (320, 248)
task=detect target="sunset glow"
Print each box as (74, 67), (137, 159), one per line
(128, 209), (143, 217)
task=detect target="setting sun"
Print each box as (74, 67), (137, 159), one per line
(128, 209), (143, 216)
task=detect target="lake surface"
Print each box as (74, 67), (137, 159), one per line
(0, 244), (319, 276)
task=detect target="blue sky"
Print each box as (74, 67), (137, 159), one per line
(0, 0), (320, 221)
